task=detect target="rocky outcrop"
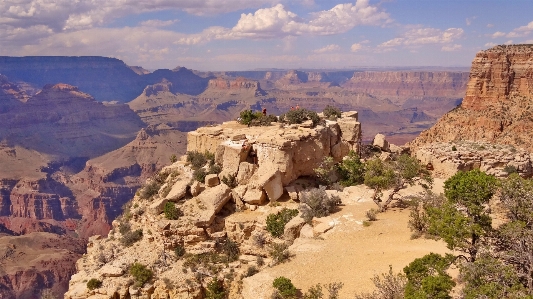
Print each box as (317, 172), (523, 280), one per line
(415, 141), (532, 179)
(410, 45), (533, 152)
(342, 71), (469, 105)
(65, 113), (363, 299)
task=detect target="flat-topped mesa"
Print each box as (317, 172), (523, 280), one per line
(187, 111), (361, 201)
(206, 77), (266, 96)
(462, 45), (533, 110)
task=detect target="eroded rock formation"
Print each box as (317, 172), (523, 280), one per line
(65, 113), (362, 299)
(410, 45), (533, 152)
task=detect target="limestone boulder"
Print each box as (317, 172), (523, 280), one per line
(300, 224), (314, 238)
(165, 179), (189, 201)
(99, 265), (124, 277)
(285, 185), (299, 201)
(194, 184), (232, 227)
(236, 162), (257, 185)
(242, 189), (267, 205)
(373, 134), (389, 151)
(205, 174), (220, 187)
(338, 118), (361, 142)
(190, 181), (202, 196)
(149, 197), (168, 215)
(218, 142), (249, 176)
(283, 215), (306, 241)
(250, 170), (283, 201)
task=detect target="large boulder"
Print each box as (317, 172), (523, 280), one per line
(205, 174), (220, 187)
(250, 170), (283, 201)
(149, 197), (168, 215)
(236, 162), (257, 185)
(165, 179), (189, 201)
(193, 184), (232, 227)
(242, 189), (267, 205)
(373, 134), (389, 151)
(283, 215), (306, 241)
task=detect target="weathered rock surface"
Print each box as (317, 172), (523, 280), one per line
(415, 141), (532, 179)
(411, 45), (533, 152)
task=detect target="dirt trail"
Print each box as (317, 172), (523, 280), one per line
(242, 180), (449, 298)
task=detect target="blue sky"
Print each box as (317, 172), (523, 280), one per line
(1, 0), (532, 71)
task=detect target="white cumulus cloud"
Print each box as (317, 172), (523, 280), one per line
(178, 1), (391, 43)
(441, 44), (461, 52)
(139, 19), (179, 28)
(378, 27), (464, 49)
(491, 31), (506, 38)
(313, 44), (341, 53)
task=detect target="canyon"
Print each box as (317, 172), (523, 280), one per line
(0, 57), (470, 298)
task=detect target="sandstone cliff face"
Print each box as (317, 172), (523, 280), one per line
(0, 232), (86, 299)
(410, 45), (533, 151)
(342, 71), (469, 105)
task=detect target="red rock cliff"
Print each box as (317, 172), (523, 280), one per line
(410, 45), (533, 151)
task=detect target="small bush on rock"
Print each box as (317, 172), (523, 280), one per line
(119, 222), (131, 235)
(250, 114), (278, 126)
(221, 174), (238, 188)
(193, 168), (207, 182)
(186, 150), (214, 170)
(337, 151), (365, 186)
(279, 108), (320, 127)
(366, 209), (378, 221)
(273, 276), (297, 299)
(174, 245), (186, 258)
(269, 243), (290, 265)
(266, 208), (299, 238)
(164, 202), (182, 220)
(121, 229), (143, 247)
(222, 239), (240, 262)
(140, 180), (160, 200)
(238, 110), (263, 126)
(205, 278), (226, 299)
(299, 187), (341, 223)
(129, 263), (153, 286)
(86, 278), (102, 290)
(323, 105), (342, 120)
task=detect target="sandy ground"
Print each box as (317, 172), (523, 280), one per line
(242, 179), (449, 298)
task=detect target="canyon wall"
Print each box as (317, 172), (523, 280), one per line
(410, 45), (533, 151)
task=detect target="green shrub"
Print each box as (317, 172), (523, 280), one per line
(86, 278), (102, 290)
(250, 114), (278, 126)
(323, 105), (342, 120)
(299, 187), (341, 223)
(279, 108), (320, 127)
(337, 151), (365, 186)
(186, 151), (214, 170)
(266, 208), (299, 238)
(164, 202), (182, 220)
(140, 180), (161, 199)
(269, 243), (290, 265)
(129, 263), (153, 286)
(193, 168), (207, 182)
(245, 266), (259, 277)
(451, 145), (457, 151)
(273, 276), (297, 299)
(303, 284), (323, 299)
(170, 154), (178, 163)
(221, 174), (238, 188)
(121, 229), (143, 247)
(239, 110), (263, 125)
(314, 156), (336, 186)
(222, 239), (240, 262)
(208, 163), (222, 175)
(205, 279), (226, 299)
(174, 245), (186, 258)
(503, 165), (518, 174)
(119, 222), (131, 235)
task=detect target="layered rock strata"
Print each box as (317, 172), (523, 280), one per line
(415, 141), (532, 179)
(65, 113), (362, 299)
(410, 45), (533, 151)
